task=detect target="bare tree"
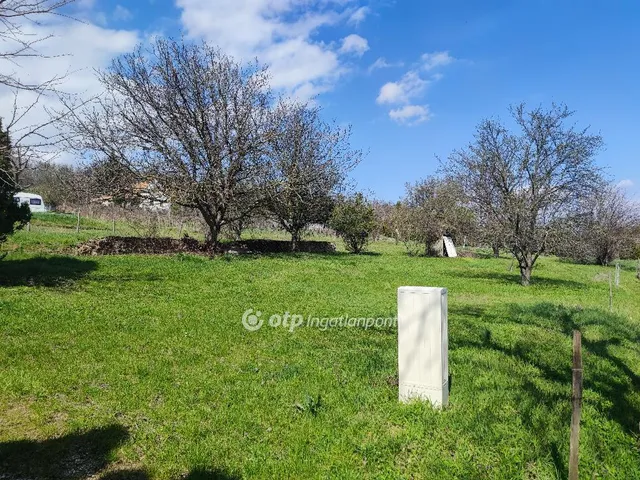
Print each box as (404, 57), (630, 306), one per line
(0, 0), (74, 92)
(87, 155), (140, 204)
(554, 184), (640, 265)
(588, 186), (639, 264)
(263, 100), (361, 251)
(370, 200), (399, 241)
(1, 91), (72, 186)
(397, 177), (475, 256)
(0, 0), (78, 186)
(20, 160), (75, 208)
(62, 37), (272, 248)
(476, 212), (508, 257)
(449, 104), (604, 285)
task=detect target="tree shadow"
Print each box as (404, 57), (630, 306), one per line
(0, 425), (242, 479)
(450, 302), (640, 474)
(0, 424), (128, 479)
(460, 270), (586, 289)
(96, 467), (240, 479)
(470, 250), (504, 259)
(226, 251), (352, 262)
(351, 251), (382, 256)
(0, 256), (97, 287)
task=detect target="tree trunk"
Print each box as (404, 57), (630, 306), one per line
(290, 231), (301, 252)
(492, 244), (500, 258)
(200, 210), (222, 253)
(519, 262), (532, 286)
(209, 226), (220, 250)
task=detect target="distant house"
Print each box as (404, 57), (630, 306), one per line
(92, 195), (115, 207)
(90, 182), (171, 212)
(133, 181), (171, 212)
(14, 192), (46, 213)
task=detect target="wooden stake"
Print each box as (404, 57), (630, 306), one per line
(609, 274), (613, 312)
(76, 211), (80, 233)
(568, 330), (583, 480)
(112, 217), (116, 235)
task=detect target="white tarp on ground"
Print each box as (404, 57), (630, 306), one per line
(443, 236), (457, 257)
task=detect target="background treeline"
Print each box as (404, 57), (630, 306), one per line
(2, 35), (639, 285)
(19, 152), (640, 267)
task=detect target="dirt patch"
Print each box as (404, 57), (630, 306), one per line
(77, 236), (336, 256)
(77, 236), (205, 256)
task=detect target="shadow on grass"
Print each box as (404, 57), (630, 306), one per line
(0, 256), (97, 287)
(0, 424), (241, 479)
(460, 270), (586, 289)
(99, 467), (240, 480)
(470, 250), (503, 260)
(450, 302), (640, 476)
(0, 424), (128, 479)
(219, 251), (357, 262)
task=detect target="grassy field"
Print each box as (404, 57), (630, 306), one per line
(1, 217), (639, 479)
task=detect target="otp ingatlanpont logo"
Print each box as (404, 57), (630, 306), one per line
(242, 308), (263, 331)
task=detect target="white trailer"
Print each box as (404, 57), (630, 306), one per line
(13, 192), (46, 213)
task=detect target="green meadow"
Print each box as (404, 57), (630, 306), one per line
(1, 215), (639, 479)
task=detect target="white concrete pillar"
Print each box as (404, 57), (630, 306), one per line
(397, 286), (449, 407)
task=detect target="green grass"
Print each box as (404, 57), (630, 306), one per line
(0, 228), (639, 479)
(30, 212), (113, 230)
(5, 213), (208, 255)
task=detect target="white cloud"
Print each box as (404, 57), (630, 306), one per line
(0, 18), (139, 163)
(113, 5), (133, 22)
(376, 71), (427, 105)
(348, 6), (370, 26)
(421, 51), (454, 71)
(263, 37), (342, 93)
(339, 34), (369, 57)
(77, 0), (96, 9)
(368, 57), (403, 73)
(0, 21), (138, 93)
(176, 0), (367, 101)
(376, 50), (456, 125)
(617, 179), (634, 189)
(389, 105), (431, 125)
(74, 0), (108, 26)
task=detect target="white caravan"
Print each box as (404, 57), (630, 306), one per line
(13, 192), (46, 213)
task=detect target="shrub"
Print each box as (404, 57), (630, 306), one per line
(0, 120), (30, 255)
(330, 193), (376, 254)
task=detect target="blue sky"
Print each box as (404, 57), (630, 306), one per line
(10, 0), (640, 201)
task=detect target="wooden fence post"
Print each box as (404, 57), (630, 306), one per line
(609, 274), (613, 312)
(76, 211), (80, 234)
(568, 330), (583, 480)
